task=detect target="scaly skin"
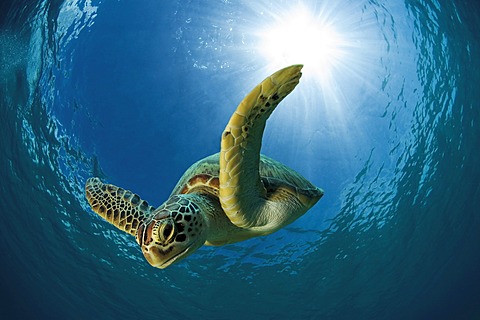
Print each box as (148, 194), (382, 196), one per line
(219, 65), (306, 228)
(85, 177), (155, 236)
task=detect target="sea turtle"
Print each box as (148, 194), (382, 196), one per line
(85, 65), (324, 269)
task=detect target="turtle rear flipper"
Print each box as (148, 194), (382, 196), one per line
(85, 178), (155, 236)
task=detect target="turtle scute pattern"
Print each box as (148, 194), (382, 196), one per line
(85, 177), (155, 236)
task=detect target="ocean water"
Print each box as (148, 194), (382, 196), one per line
(1, 0), (479, 319)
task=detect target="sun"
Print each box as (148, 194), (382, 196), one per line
(256, 4), (346, 84)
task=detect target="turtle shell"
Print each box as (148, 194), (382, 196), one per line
(171, 152), (320, 202)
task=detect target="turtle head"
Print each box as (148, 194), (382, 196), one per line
(135, 195), (207, 269)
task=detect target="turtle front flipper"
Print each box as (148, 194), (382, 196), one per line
(85, 178), (155, 236)
(219, 65), (304, 228)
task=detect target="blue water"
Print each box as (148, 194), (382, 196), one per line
(1, 0), (479, 319)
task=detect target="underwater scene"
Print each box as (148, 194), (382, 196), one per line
(1, 0), (479, 319)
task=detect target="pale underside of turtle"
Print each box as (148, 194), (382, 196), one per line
(85, 65), (324, 269)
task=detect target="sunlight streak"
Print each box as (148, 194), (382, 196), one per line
(257, 4), (346, 84)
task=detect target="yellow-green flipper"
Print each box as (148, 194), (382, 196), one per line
(84, 65), (324, 269)
(219, 65), (321, 231)
(85, 178), (155, 236)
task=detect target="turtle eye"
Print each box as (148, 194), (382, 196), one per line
(161, 222), (175, 242)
